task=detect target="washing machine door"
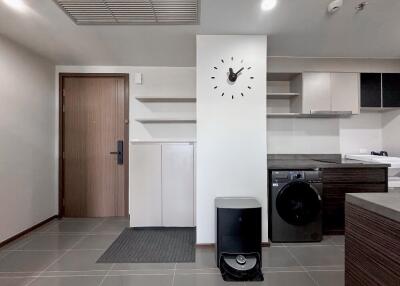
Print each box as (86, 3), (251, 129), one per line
(276, 181), (321, 226)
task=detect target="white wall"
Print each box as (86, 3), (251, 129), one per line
(55, 66), (196, 142)
(382, 109), (400, 157)
(0, 35), (56, 243)
(196, 35), (267, 243)
(267, 57), (400, 155)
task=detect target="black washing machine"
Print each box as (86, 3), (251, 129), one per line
(269, 170), (323, 242)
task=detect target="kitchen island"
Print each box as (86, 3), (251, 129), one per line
(345, 193), (400, 285)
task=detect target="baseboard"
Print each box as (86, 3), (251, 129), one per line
(0, 215), (59, 248)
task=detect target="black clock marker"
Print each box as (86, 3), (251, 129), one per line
(232, 95), (234, 99)
(214, 67), (218, 70)
(221, 59), (224, 63)
(248, 86), (252, 89)
(214, 86), (218, 89)
(248, 67), (252, 70)
(241, 93), (244, 96)
(231, 57), (234, 61)
(250, 77), (254, 79)
(211, 77), (215, 79)
(222, 93), (224, 96)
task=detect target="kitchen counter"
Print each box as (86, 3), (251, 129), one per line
(345, 193), (400, 285)
(268, 156), (390, 170)
(346, 192), (400, 223)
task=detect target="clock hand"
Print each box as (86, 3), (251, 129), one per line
(235, 67), (244, 75)
(229, 68), (234, 75)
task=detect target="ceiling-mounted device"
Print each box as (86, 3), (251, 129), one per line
(355, 1), (368, 12)
(327, 0), (343, 14)
(54, 0), (200, 25)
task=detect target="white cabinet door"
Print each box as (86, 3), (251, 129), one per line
(162, 143), (194, 227)
(130, 144), (162, 227)
(331, 73), (360, 114)
(302, 72), (331, 113)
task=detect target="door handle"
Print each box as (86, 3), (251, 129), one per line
(110, 140), (123, 165)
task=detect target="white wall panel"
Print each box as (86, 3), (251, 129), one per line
(196, 35), (267, 243)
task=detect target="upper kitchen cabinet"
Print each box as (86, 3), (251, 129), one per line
(302, 72), (331, 112)
(383, 73), (400, 107)
(360, 73), (382, 108)
(302, 72), (360, 115)
(331, 73), (360, 114)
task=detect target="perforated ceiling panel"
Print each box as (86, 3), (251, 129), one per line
(54, 0), (200, 25)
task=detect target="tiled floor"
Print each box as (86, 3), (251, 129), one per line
(0, 218), (345, 286)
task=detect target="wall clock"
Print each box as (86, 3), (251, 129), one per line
(211, 57), (255, 99)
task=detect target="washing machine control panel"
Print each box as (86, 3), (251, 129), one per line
(289, 171), (305, 180)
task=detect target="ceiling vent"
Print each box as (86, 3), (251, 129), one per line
(54, 0), (200, 25)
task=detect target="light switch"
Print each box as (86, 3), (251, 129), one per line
(134, 72), (142, 85)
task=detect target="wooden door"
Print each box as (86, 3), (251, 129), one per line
(61, 76), (128, 217)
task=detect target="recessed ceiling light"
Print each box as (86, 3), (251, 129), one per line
(261, 0), (277, 11)
(3, 0), (28, 12)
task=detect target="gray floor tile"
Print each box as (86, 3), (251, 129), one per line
(262, 266), (304, 272)
(175, 248), (217, 270)
(309, 270), (344, 286)
(39, 270), (108, 277)
(262, 247), (300, 267)
(19, 235), (83, 251)
(102, 274), (173, 286)
(91, 221), (129, 234)
(175, 268), (220, 275)
(112, 263), (175, 271)
(287, 246), (344, 267)
(174, 273), (244, 286)
(46, 221), (100, 233)
(0, 236), (32, 251)
(73, 235), (118, 250)
(304, 265), (344, 271)
(0, 251), (62, 273)
(46, 250), (112, 272)
(29, 276), (104, 286)
(328, 236), (345, 246)
(283, 236), (334, 247)
(248, 271), (316, 286)
(0, 277), (35, 286)
(108, 269), (174, 276)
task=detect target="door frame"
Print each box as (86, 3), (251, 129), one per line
(58, 73), (130, 217)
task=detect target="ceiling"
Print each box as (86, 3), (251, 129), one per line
(0, 0), (399, 66)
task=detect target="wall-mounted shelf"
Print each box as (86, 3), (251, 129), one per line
(267, 112), (352, 118)
(267, 92), (300, 99)
(131, 139), (196, 143)
(136, 117), (196, 123)
(136, 96), (196, 102)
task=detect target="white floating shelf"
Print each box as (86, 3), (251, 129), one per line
(267, 113), (352, 118)
(267, 93), (300, 99)
(131, 139), (196, 143)
(136, 96), (196, 102)
(136, 117), (197, 123)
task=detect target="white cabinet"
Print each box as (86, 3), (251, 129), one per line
(302, 72), (331, 113)
(302, 72), (360, 114)
(130, 144), (162, 227)
(162, 144), (194, 226)
(130, 143), (195, 227)
(331, 73), (360, 114)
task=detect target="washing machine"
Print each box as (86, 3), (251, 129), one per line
(269, 170), (323, 242)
